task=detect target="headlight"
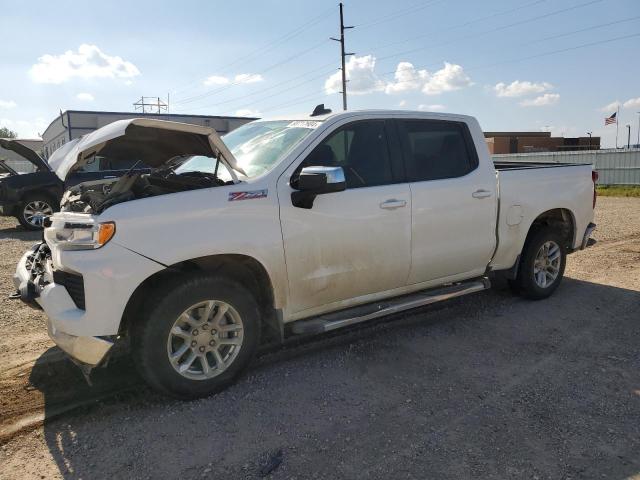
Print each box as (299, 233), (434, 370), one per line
(45, 221), (116, 250)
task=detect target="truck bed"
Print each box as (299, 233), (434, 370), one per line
(489, 162), (594, 272)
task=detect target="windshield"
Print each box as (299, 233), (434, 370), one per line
(174, 155), (232, 181)
(220, 120), (319, 178)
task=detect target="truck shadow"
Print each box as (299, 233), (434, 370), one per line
(30, 277), (640, 479)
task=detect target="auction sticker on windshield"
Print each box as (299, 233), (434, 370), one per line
(228, 189), (268, 201)
(287, 121), (322, 129)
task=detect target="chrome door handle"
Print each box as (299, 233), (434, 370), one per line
(380, 199), (407, 210)
(472, 189), (492, 199)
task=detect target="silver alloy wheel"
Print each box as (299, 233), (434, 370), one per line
(23, 200), (53, 227)
(533, 240), (561, 288)
(167, 300), (244, 380)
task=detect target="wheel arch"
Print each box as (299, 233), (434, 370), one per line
(524, 207), (576, 251)
(119, 253), (282, 344)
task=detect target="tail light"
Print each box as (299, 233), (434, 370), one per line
(592, 170), (598, 208)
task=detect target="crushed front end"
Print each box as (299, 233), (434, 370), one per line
(13, 239), (115, 368)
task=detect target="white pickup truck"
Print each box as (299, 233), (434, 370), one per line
(13, 109), (597, 398)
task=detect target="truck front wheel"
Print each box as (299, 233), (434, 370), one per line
(131, 274), (261, 399)
(511, 227), (566, 300)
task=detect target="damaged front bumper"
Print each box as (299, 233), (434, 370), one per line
(12, 243), (114, 367)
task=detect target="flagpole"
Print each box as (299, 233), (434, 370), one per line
(615, 105), (620, 149)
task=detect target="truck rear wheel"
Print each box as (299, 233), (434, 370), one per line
(131, 274), (261, 399)
(512, 227), (566, 300)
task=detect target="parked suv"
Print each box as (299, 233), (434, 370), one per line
(0, 139), (148, 229)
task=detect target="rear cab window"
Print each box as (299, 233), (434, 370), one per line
(397, 119), (479, 182)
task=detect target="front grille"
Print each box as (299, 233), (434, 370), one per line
(53, 270), (85, 310)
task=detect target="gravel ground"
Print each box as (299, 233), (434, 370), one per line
(0, 197), (639, 479)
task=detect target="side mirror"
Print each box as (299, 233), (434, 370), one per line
(292, 166), (346, 209)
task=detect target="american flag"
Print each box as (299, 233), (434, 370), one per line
(605, 112), (617, 126)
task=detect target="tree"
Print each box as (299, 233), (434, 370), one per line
(0, 126), (17, 139)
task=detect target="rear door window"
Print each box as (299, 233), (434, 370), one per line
(398, 120), (478, 182)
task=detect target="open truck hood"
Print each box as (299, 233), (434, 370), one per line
(0, 139), (50, 172)
(50, 118), (244, 181)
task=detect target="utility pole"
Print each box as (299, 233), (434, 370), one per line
(586, 131), (592, 150)
(637, 112), (640, 148)
(627, 124), (631, 149)
(331, 3), (354, 111)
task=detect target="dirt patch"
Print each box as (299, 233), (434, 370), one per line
(0, 198), (639, 479)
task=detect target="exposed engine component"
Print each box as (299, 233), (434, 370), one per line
(62, 166), (232, 214)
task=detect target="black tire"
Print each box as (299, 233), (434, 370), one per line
(17, 193), (57, 230)
(512, 227), (566, 300)
(131, 274), (261, 399)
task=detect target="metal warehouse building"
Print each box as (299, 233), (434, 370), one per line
(42, 110), (257, 160)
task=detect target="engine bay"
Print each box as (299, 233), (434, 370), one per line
(61, 167), (233, 214)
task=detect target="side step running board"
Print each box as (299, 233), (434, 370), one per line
(290, 278), (491, 335)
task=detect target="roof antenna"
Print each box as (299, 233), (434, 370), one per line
(310, 104), (332, 117)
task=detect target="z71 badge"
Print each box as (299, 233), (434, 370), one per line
(228, 189), (268, 201)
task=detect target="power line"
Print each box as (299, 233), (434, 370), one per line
(366, 0), (549, 52)
(355, 0), (445, 30)
(173, 61), (336, 112)
(170, 6), (334, 97)
(374, 0), (604, 64)
(257, 90), (329, 116)
(185, 66), (336, 115)
(257, 30), (640, 117)
(199, 16), (640, 117)
(466, 31), (640, 72)
(172, 40), (330, 107)
(219, 69), (336, 115)
(375, 30), (640, 89)
(515, 14), (640, 46)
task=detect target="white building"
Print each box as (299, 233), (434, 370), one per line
(42, 110), (257, 160)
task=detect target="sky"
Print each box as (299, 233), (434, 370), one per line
(1, 0), (639, 147)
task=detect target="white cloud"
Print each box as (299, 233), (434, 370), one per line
(203, 73), (263, 87)
(600, 100), (621, 112)
(493, 80), (552, 98)
(422, 63), (473, 95)
(385, 61), (472, 96)
(203, 75), (230, 86)
(235, 109), (260, 117)
(385, 62), (429, 94)
(234, 73), (263, 84)
(623, 97), (640, 109)
(325, 55), (385, 95)
(0, 100), (17, 109)
(417, 104), (446, 111)
(0, 117), (48, 138)
(29, 44), (140, 84)
(398, 100), (407, 107)
(519, 93), (560, 107)
(325, 56), (472, 97)
(76, 92), (94, 102)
